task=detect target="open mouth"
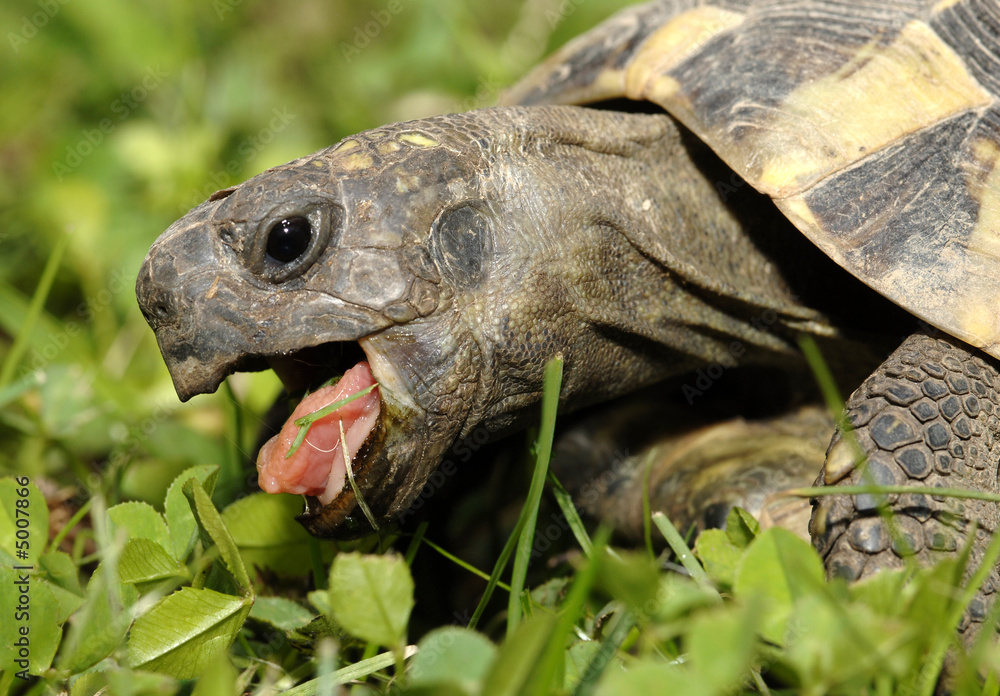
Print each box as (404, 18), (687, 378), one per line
(253, 341), (383, 509)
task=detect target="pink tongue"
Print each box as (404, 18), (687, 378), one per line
(257, 361), (380, 504)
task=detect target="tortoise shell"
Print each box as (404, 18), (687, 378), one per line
(504, 0), (1000, 359)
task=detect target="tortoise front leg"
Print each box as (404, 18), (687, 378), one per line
(810, 331), (1000, 635)
(552, 397), (834, 542)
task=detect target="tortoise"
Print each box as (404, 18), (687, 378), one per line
(136, 0), (1000, 625)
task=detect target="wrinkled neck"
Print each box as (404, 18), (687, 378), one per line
(471, 108), (842, 428)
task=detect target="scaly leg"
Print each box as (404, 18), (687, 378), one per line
(811, 332), (1000, 635)
(554, 401), (833, 541)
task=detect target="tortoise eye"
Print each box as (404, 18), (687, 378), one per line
(266, 217), (312, 264)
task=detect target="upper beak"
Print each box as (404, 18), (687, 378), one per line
(136, 213), (391, 401)
(135, 214), (257, 399)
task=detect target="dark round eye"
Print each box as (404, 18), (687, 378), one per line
(266, 217), (312, 264)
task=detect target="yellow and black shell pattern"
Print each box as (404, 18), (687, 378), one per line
(505, 0), (1000, 360)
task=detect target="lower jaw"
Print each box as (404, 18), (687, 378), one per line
(296, 433), (388, 539)
(294, 399), (437, 539)
(256, 336), (471, 538)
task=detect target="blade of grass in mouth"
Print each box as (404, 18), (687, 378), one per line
(285, 382), (379, 459)
(340, 418), (378, 531)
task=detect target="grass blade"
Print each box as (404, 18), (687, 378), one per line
(403, 520), (428, 566)
(652, 512), (713, 591)
(548, 471), (593, 558)
(508, 355), (564, 638)
(796, 335), (846, 416)
(422, 537), (512, 592)
(286, 383), (378, 459)
(642, 449), (656, 559)
(787, 485), (1000, 503)
(916, 522), (1000, 696)
(524, 526), (610, 694)
(280, 646), (418, 696)
(340, 419), (378, 531)
(0, 231), (70, 389)
(469, 355), (564, 631)
(574, 605), (635, 696)
(469, 515), (519, 630)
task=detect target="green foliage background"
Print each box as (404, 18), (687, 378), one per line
(6, 1), (1000, 694)
(0, 0), (626, 499)
(0, 1), (629, 692)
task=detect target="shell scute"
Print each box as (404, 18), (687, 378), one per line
(506, 0), (1000, 358)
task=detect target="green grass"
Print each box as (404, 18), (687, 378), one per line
(3, 0), (1000, 693)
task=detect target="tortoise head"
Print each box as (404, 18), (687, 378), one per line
(137, 105), (684, 537)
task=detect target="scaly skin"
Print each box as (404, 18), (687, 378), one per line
(136, 102), (1000, 647)
(552, 400), (834, 541)
(137, 105), (860, 537)
(811, 332), (1000, 637)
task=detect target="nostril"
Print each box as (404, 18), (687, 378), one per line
(139, 291), (177, 330)
(153, 303), (170, 320)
